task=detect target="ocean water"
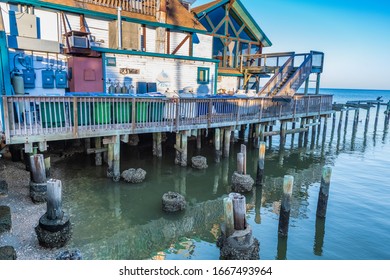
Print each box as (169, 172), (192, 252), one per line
(54, 88), (390, 260)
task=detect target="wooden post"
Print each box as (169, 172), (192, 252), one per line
(107, 142), (114, 178)
(113, 136), (120, 182)
(156, 132), (162, 158)
(152, 133), (157, 156)
(237, 152), (244, 174)
(29, 154), (46, 183)
(44, 155), (51, 178)
(365, 107), (371, 133)
(344, 109), (349, 130)
(223, 128), (231, 158)
(95, 137), (102, 166)
(223, 196), (234, 237)
(253, 124), (260, 148)
(230, 193), (246, 230)
(314, 217), (326, 256)
(268, 125), (273, 148)
(259, 123), (265, 142)
(374, 102), (380, 129)
(256, 141), (266, 186)
(304, 119), (309, 147)
(215, 128), (221, 163)
(278, 175), (294, 237)
(280, 121), (287, 149)
(240, 144), (247, 175)
(290, 121), (296, 148)
(175, 132), (181, 165)
(298, 118), (305, 148)
(311, 118), (317, 149)
(196, 129), (202, 150)
(46, 179), (63, 220)
(316, 166), (332, 218)
(181, 131), (188, 167)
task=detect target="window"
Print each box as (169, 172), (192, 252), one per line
(197, 67), (210, 84)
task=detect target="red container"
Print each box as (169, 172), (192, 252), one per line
(68, 57), (103, 92)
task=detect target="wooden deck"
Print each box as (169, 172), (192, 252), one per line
(1, 94), (333, 145)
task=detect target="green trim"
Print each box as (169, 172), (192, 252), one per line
(0, 31), (12, 96)
(92, 47), (220, 64)
(5, 0), (208, 34)
(197, 67), (210, 84)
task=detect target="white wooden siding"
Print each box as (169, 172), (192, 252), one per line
(104, 54), (215, 95)
(169, 31), (189, 56)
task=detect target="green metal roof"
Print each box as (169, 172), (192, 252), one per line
(193, 0), (272, 47)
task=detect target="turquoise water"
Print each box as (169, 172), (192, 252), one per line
(56, 88), (390, 260)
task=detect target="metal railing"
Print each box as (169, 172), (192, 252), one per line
(1, 94), (333, 144)
(75, 0), (158, 16)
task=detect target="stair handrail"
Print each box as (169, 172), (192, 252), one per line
(258, 53), (295, 96)
(277, 53), (313, 96)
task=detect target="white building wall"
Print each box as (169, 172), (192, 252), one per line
(193, 34), (213, 59)
(218, 76), (239, 94)
(145, 27), (156, 52)
(169, 31), (190, 56)
(104, 54), (215, 95)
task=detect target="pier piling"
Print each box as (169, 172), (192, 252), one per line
(278, 175), (294, 237)
(29, 154), (47, 203)
(35, 179), (71, 248)
(215, 128), (221, 163)
(223, 128), (231, 158)
(256, 141), (266, 186)
(316, 166), (332, 218)
(94, 137), (102, 166)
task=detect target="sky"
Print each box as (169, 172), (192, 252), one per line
(193, 0), (390, 90)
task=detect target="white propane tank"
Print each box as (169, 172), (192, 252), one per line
(11, 72), (25, 95)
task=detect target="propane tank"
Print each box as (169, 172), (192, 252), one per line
(11, 71), (25, 95)
(121, 83), (128, 93)
(108, 82), (116, 94)
(115, 81), (121, 93)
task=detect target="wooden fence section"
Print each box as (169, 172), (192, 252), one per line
(2, 94), (333, 144)
(75, 0), (158, 16)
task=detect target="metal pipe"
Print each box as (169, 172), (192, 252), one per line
(117, 6), (122, 50)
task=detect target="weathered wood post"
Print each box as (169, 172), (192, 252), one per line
(374, 101), (380, 130)
(241, 144), (247, 175)
(113, 136), (121, 182)
(29, 154), (47, 203)
(316, 166), (332, 218)
(94, 137), (102, 166)
(268, 125), (273, 148)
(259, 123), (265, 143)
(237, 153), (244, 175)
(280, 121), (287, 149)
(152, 133), (157, 156)
(314, 216), (326, 256)
(107, 141), (114, 178)
(365, 106), (371, 134)
(174, 132), (181, 165)
(256, 141), (266, 186)
(278, 175), (294, 237)
(276, 236), (288, 260)
(35, 179), (71, 248)
(253, 124), (260, 148)
(156, 132), (162, 158)
(181, 130), (188, 167)
(254, 184), (263, 224)
(304, 119), (309, 147)
(290, 121), (296, 148)
(223, 128), (231, 158)
(44, 154), (51, 178)
(223, 196), (235, 237)
(311, 118), (317, 149)
(196, 129), (202, 150)
(215, 128), (221, 163)
(298, 118), (305, 148)
(232, 146), (254, 193)
(218, 193), (259, 260)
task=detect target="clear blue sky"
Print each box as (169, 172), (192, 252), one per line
(193, 0), (390, 90)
